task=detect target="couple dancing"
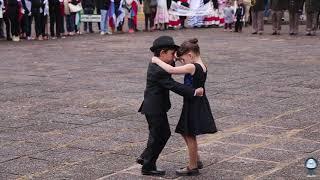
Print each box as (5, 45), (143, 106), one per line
(138, 36), (217, 176)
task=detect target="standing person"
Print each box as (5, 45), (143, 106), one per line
(203, 0), (220, 27)
(95, 0), (101, 30)
(188, 0), (204, 28)
(108, 0), (115, 33)
(223, 1), (234, 32)
(31, 0), (43, 40)
(167, 0), (180, 30)
(64, 0), (73, 35)
(98, 0), (110, 35)
(288, 0), (303, 35)
(151, 38), (217, 176)
(122, 0), (135, 33)
(82, 0), (94, 33)
(305, 0), (320, 36)
(137, 36), (204, 176)
(114, 0), (125, 33)
(235, 0), (245, 32)
(41, 0), (49, 39)
(0, 0), (4, 38)
(59, 0), (66, 37)
(131, 0), (139, 31)
(251, 0), (265, 34)
(143, 0), (152, 31)
(70, 0), (81, 34)
(178, 0), (189, 29)
(7, 0), (20, 41)
(2, 0), (13, 40)
(49, 0), (61, 38)
(149, 0), (157, 30)
(269, 0), (288, 35)
(217, 0), (227, 27)
(20, 0), (29, 39)
(154, 0), (169, 30)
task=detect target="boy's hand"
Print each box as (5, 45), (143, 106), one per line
(195, 88), (204, 96)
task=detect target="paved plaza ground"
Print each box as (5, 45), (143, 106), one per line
(0, 25), (320, 180)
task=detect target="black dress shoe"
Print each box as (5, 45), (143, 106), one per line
(176, 167), (199, 176)
(141, 169), (165, 176)
(136, 157), (144, 165)
(252, 32), (258, 35)
(272, 32), (277, 35)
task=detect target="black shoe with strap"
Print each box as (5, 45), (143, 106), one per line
(176, 166), (200, 176)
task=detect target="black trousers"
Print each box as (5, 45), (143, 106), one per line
(50, 7), (61, 37)
(42, 15), (48, 36)
(21, 14), (32, 37)
(32, 11), (42, 37)
(180, 16), (187, 28)
(3, 13), (11, 38)
(140, 113), (171, 170)
(235, 19), (243, 32)
(8, 7), (19, 36)
(83, 8), (94, 32)
(144, 13), (154, 30)
(0, 18), (5, 37)
(96, 8), (101, 30)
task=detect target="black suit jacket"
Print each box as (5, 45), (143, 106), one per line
(139, 63), (195, 115)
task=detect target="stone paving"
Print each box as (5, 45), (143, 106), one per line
(0, 25), (320, 180)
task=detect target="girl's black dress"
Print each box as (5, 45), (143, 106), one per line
(175, 63), (218, 135)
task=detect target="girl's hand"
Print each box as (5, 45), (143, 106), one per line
(151, 56), (160, 63)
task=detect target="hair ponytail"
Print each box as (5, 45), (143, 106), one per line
(177, 38), (200, 57)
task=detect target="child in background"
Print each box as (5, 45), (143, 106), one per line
(223, 2), (234, 32)
(234, 1), (245, 32)
(122, 0), (134, 33)
(154, 0), (169, 30)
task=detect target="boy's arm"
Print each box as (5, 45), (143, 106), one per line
(157, 70), (201, 98)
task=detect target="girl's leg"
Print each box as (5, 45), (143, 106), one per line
(183, 135), (198, 169)
(182, 135), (201, 162)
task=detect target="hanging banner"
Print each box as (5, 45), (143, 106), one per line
(168, 2), (214, 16)
(81, 15), (101, 22)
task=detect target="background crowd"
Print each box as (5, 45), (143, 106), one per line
(0, 0), (319, 42)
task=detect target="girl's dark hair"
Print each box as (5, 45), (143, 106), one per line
(176, 38), (200, 57)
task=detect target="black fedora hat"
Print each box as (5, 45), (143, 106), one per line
(150, 36), (180, 52)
